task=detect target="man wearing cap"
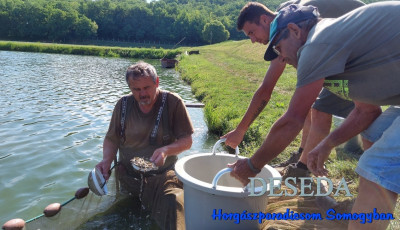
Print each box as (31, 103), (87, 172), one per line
(96, 61), (194, 230)
(223, 0), (365, 179)
(231, 2), (400, 229)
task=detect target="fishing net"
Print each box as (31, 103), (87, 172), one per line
(23, 166), (160, 230)
(24, 173), (127, 230)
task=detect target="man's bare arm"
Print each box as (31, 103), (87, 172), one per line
(223, 58), (286, 148)
(96, 137), (118, 180)
(230, 79), (323, 185)
(151, 135), (193, 166)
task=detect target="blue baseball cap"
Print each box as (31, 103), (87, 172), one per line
(264, 4), (319, 61)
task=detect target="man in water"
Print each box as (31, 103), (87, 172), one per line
(96, 61), (194, 230)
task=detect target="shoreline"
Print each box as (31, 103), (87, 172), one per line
(0, 40), (180, 59)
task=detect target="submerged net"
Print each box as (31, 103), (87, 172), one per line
(24, 168), (160, 230)
(76, 196), (159, 230)
(24, 173), (127, 230)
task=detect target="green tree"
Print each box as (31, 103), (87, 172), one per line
(46, 7), (79, 41)
(0, 0), (292, 44)
(150, 1), (178, 42)
(75, 16), (98, 40)
(0, 11), (10, 38)
(202, 20), (229, 44)
(84, 0), (116, 39)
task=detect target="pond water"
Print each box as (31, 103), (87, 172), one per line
(0, 51), (216, 227)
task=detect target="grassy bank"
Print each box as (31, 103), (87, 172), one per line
(177, 40), (400, 227)
(0, 40), (180, 59)
(177, 40), (361, 195)
(178, 40), (299, 158)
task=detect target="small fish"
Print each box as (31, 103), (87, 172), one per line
(131, 157), (158, 172)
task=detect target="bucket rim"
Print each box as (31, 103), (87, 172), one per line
(175, 153), (281, 198)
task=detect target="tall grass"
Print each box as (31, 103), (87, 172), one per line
(178, 40), (299, 162)
(0, 41), (180, 59)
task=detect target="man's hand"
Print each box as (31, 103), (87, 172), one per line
(228, 158), (258, 186)
(307, 143), (331, 177)
(308, 101), (381, 177)
(96, 160), (112, 180)
(221, 129), (246, 149)
(151, 147), (167, 167)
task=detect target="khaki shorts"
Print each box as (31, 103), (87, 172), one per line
(312, 88), (355, 118)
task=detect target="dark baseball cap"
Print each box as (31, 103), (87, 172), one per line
(264, 4), (319, 61)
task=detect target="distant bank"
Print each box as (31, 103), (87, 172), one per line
(0, 40), (180, 59)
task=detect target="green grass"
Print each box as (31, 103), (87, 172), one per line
(178, 40), (299, 163)
(0, 40), (180, 59)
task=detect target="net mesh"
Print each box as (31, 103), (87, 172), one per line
(25, 174), (127, 230)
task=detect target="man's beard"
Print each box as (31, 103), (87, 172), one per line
(139, 96), (151, 105)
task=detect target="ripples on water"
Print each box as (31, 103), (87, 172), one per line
(0, 51), (215, 226)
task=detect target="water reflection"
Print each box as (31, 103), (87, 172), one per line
(0, 51), (216, 226)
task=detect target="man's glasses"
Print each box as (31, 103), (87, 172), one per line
(272, 28), (289, 56)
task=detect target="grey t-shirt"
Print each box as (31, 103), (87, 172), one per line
(297, 2), (400, 105)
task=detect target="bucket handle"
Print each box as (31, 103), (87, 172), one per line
(212, 138), (239, 157)
(212, 168), (249, 191)
(212, 168), (232, 189)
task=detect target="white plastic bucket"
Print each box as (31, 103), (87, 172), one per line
(175, 139), (281, 229)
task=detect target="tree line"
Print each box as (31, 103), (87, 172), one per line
(0, 0), (284, 45)
(0, 0), (381, 46)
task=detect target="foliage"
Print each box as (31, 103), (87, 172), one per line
(202, 20), (230, 44)
(0, 0), (287, 45)
(0, 0), (386, 45)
